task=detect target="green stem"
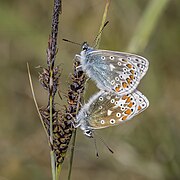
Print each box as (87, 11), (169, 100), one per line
(49, 71), (53, 141)
(95, 0), (111, 48)
(49, 69), (56, 180)
(127, 0), (169, 53)
(27, 63), (49, 138)
(50, 150), (56, 180)
(68, 129), (77, 180)
(56, 165), (62, 180)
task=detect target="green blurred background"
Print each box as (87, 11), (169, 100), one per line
(1, 0), (180, 179)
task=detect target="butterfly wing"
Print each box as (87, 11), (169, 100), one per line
(134, 90), (149, 115)
(84, 50), (149, 95)
(86, 90), (149, 129)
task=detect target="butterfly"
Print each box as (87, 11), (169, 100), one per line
(75, 90), (149, 137)
(76, 42), (149, 96)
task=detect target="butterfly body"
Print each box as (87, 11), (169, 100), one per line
(75, 90), (149, 137)
(77, 42), (149, 96)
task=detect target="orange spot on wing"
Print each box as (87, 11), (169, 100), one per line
(126, 97), (131, 103)
(130, 75), (134, 80)
(115, 85), (121, 92)
(126, 64), (133, 68)
(122, 116), (128, 120)
(130, 70), (134, 74)
(125, 109), (131, 115)
(122, 82), (128, 88)
(138, 106), (142, 111)
(126, 78), (131, 84)
(128, 102), (133, 107)
(122, 95), (128, 100)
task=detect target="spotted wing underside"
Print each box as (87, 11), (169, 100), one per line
(85, 50), (149, 96)
(87, 90), (149, 129)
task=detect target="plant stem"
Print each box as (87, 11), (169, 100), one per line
(48, 0), (62, 178)
(56, 165), (62, 180)
(27, 63), (49, 138)
(49, 84), (56, 179)
(127, 0), (169, 53)
(68, 130), (77, 180)
(95, 0), (111, 48)
(50, 150), (56, 180)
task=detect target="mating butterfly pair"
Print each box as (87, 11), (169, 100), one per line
(75, 42), (149, 137)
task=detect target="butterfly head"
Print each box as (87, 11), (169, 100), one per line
(81, 42), (94, 55)
(76, 108), (94, 138)
(84, 129), (93, 138)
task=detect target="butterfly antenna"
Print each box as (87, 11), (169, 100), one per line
(94, 132), (114, 154)
(93, 21), (109, 48)
(93, 133), (99, 158)
(94, 138), (99, 158)
(62, 38), (81, 46)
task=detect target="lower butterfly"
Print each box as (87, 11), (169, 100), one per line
(75, 90), (149, 137)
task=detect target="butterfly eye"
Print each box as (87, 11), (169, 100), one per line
(82, 42), (89, 51)
(84, 130), (93, 138)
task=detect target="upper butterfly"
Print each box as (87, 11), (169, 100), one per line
(76, 42), (149, 96)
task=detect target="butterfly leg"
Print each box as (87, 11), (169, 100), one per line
(64, 112), (79, 128)
(75, 65), (83, 71)
(74, 54), (83, 70)
(85, 77), (90, 83)
(75, 54), (81, 59)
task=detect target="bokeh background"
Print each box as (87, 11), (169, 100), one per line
(0, 0), (180, 179)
